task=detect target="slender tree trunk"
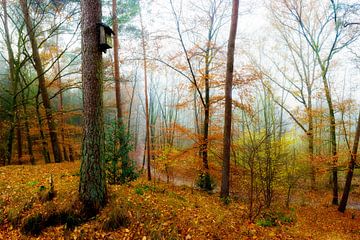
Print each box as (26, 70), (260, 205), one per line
(140, 7), (151, 181)
(338, 110), (360, 212)
(55, 33), (69, 162)
(20, 80), (35, 165)
(220, 0), (239, 198)
(112, 0), (123, 121)
(307, 92), (316, 189)
(20, 0), (62, 163)
(16, 114), (22, 164)
(79, 0), (107, 216)
(36, 93), (51, 164)
(320, 71), (338, 205)
(202, 63), (210, 170)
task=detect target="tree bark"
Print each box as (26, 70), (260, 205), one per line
(16, 114), (22, 164)
(20, 0), (62, 163)
(20, 79), (35, 165)
(56, 33), (69, 162)
(36, 92), (51, 164)
(2, 0), (17, 165)
(112, 0), (123, 121)
(79, 0), (107, 216)
(338, 110), (360, 212)
(220, 0), (239, 198)
(321, 71), (338, 205)
(140, 7), (152, 181)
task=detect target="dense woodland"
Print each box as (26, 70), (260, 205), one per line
(1, 0), (360, 239)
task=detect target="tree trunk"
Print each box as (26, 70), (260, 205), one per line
(20, 80), (35, 165)
(2, 0), (17, 165)
(20, 0), (62, 163)
(220, 0), (239, 198)
(79, 0), (107, 216)
(307, 93), (316, 189)
(112, 0), (123, 121)
(321, 71), (338, 205)
(16, 114), (22, 164)
(55, 33), (69, 162)
(338, 110), (360, 212)
(140, 7), (151, 181)
(36, 93), (51, 164)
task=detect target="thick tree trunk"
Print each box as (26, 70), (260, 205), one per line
(338, 110), (360, 212)
(220, 0), (239, 198)
(79, 0), (107, 216)
(20, 0), (62, 163)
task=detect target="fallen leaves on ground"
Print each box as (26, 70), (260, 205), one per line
(0, 162), (359, 239)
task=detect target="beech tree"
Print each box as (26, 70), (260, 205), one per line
(79, 0), (107, 215)
(275, 0), (359, 205)
(338, 110), (360, 212)
(220, 0), (239, 198)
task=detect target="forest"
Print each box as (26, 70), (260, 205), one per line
(0, 0), (360, 239)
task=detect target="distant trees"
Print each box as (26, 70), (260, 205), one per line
(270, 0), (359, 205)
(20, 0), (63, 163)
(167, 0), (229, 188)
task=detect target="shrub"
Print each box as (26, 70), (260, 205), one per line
(7, 208), (21, 227)
(195, 172), (216, 192)
(256, 210), (295, 227)
(21, 208), (83, 236)
(21, 214), (43, 236)
(104, 120), (138, 184)
(103, 206), (130, 231)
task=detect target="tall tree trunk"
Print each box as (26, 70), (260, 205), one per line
(307, 91), (316, 189)
(56, 33), (69, 162)
(112, 0), (123, 121)
(338, 110), (360, 212)
(220, 0), (239, 198)
(140, 7), (151, 181)
(2, 0), (17, 165)
(36, 92), (51, 164)
(202, 62), (210, 170)
(79, 0), (107, 216)
(20, 80), (35, 165)
(321, 71), (338, 205)
(20, 0), (62, 163)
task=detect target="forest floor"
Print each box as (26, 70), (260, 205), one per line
(0, 162), (360, 239)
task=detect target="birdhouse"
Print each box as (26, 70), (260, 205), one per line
(98, 23), (114, 53)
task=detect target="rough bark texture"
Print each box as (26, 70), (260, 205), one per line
(220, 0), (239, 198)
(338, 110), (360, 212)
(79, 0), (107, 216)
(20, 0), (62, 163)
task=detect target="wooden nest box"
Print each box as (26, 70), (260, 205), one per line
(98, 23), (114, 53)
